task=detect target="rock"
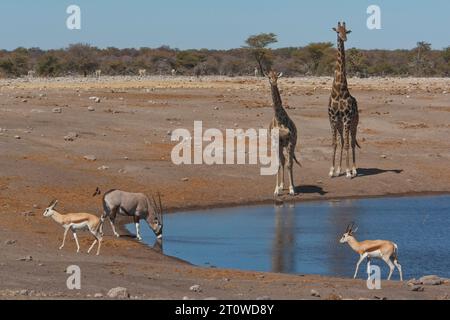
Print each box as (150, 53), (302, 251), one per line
(189, 285), (202, 293)
(94, 293), (103, 298)
(97, 165), (110, 171)
(182, 296), (190, 300)
(87, 106), (95, 112)
(22, 211), (35, 217)
(381, 154), (387, 159)
(204, 297), (219, 300)
(107, 287), (129, 299)
(18, 255), (33, 262)
(411, 286), (425, 292)
(326, 293), (343, 300)
(19, 289), (30, 296)
(52, 107), (62, 113)
(419, 275), (444, 286)
(407, 279), (421, 286)
(311, 289), (321, 298)
(14, 135), (21, 139)
(182, 177), (189, 182)
(256, 296), (271, 300)
(95, 97), (101, 103)
(5, 240), (17, 245)
(64, 132), (78, 141)
(84, 155), (97, 161)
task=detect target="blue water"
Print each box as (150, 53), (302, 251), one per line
(127, 195), (450, 280)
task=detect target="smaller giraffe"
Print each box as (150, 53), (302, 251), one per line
(267, 70), (301, 196)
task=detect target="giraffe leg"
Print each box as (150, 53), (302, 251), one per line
(336, 126), (344, 177)
(329, 126), (338, 178)
(351, 126), (358, 177)
(344, 125), (351, 178)
(287, 148), (296, 195)
(274, 151), (285, 196)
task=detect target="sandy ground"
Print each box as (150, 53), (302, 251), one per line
(0, 76), (449, 300)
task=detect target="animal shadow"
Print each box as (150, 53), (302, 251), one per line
(357, 168), (403, 178)
(295, 185), (327, 196)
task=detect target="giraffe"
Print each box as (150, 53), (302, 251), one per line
(266, 70), (301, 196)
(328, 22), (360, 179)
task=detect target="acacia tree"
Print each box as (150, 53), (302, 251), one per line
(303, 42), (334, 75)
(413, 41), (432, 76)
(244, 33), (278, 76)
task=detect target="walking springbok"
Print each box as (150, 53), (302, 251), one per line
(340, 223), (403, 281)
(43, 200), (103, 255)
(138, 69), (147, 77)
(94, 188), (163, 241)
(94, 69), (102, 78)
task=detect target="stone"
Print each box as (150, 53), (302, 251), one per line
(189, 285), (202, 293)
(182, 177), (189, 182)
(411, 286), (425, 292)
(97, 165), (110, 171)
(19, 289), (30, 296)
(64, 132), (78, 141)
(5, 240), (17, 245)
(326, 293), (343, 300)
(52, 107), (62, 113)
(107, 287), (129, 299)
(18, 255), (33, 262)
(94, 293), (103, 298)
(256, 296), (271, 300)
(419, 275), (444, 286)
(311, 289), (321, 298)
(84, 155), (97, 161)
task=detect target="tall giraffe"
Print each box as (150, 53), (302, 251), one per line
(267, 70), (301, 196)
(328, 22), (360, 179)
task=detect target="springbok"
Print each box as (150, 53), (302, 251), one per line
(340, 223), (403, 281)
(43, 200), (103, 255)
(138, 69), (147, 77)
(94, 188), (163, 241)
(94, 70), (102, 78)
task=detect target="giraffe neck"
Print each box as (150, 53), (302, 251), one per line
(270, 83), (286, 120)
(333, 36), (349, 93)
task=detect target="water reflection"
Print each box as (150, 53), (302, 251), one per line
(327, 199), (360, 276)
(271, 204), (296, 273)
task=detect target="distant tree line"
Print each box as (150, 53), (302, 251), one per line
(0, 35), (449, 78)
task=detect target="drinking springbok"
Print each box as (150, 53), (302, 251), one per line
(43, 200), (103, 255)
(340, 223), (403, 281)
(94, 188), (163, 241)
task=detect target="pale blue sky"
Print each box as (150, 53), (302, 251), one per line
(0, 0), (448, 50)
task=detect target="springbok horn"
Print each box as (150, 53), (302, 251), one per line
(157, 193), (163, 224)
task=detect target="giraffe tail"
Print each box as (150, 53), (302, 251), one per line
(294, 154), (302, 167)
(356, 140), (362, 149)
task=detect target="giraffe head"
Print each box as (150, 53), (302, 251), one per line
(333, 22), (352, 42)
(265, 70), (283, 86)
